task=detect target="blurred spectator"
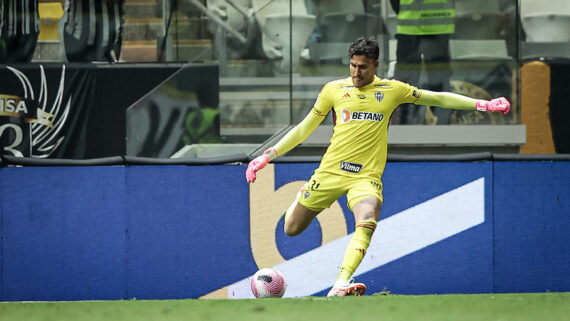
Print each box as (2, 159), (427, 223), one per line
(0, 0), (40, 63)
(60, 0), (125, 62)
(390, 0), (454, 125)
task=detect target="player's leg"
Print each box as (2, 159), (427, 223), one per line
(328, 196), (380, 297)
(338, 196), (380, 280)
(284, 171), (342, 236)
(328, 179), (383, 297)
(283, 200), (320, 236)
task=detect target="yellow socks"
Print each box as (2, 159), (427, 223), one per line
(336, 219), (377, 281)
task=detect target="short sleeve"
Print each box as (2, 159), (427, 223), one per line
(398, 81), (423, 105)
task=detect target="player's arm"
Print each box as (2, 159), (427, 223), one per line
(417, 90), (510, 114)
(245, 112), (325, 183)
(273, 111), (325, 156)
(246, 82), (334, 183)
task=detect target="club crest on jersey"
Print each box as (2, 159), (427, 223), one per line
(374, 91), (384, 102)
(340, 161), (363, 174)
(340, 109), (384, 124)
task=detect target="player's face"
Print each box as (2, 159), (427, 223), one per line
(350, 55), (378, 88)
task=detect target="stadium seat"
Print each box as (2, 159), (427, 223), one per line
(449, 39), (510, 60)
(206, 0), (250, 36)
(520, 0), (570, 42)
(520, 0), (569, 16)
(251, 0), (315, 71)
(453, 0), (506, 39)
(38, 2), (64, 41)
(306, 42), (351, 65)
(308, 0), (381, 64)
(319, 13), (380, 43)
(455, 0), (501, 14)
(521, 14), (570, 43)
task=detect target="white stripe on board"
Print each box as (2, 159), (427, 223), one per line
(228, 177), (485, 298)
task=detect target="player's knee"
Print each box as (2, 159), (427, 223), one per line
(284, 220), (302, 236)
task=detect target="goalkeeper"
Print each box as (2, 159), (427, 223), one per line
(246, 37), (510, 297)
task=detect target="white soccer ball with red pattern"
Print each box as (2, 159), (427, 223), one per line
(250, 268), (287, 298)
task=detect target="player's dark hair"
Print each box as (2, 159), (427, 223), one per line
(348, 37), (379, 61)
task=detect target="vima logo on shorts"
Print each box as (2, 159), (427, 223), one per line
(340, 161), (363, 173)
(340, 109), (384, 124)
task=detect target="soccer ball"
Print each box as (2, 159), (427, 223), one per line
(250, 268), (287, 298)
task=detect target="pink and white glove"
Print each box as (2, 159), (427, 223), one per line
(476, 97), (511, 115)
(245, 148), (277, 183)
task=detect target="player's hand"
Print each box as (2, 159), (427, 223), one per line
(476, 97), (511, 115)
(245, 154), (270, 183)
(246, 148), (278, 183)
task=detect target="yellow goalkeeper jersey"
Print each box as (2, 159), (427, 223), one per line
(313, 76), (422, 180)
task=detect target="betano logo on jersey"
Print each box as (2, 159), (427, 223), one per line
(340, 109), (384, 124)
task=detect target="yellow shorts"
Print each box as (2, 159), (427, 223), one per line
(298, 170), (384, 212)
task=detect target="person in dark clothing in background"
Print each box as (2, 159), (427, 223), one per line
(60, 0), (125, 62)
(0, 0), (40, 63)
(390, 0), (454, 125)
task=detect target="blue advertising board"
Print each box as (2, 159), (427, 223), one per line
(493, 161), (570, 293)
(0, 160), (568, 301)
(1, 166), (126, 300)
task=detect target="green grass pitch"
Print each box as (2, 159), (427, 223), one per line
(1, 292), (568, 321)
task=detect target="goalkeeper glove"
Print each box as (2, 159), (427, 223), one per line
(476, 97), (511, 114)
(245, 148), (277, 183)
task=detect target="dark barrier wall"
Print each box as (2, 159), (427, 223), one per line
(549, 61), (570, 153)
(0, 160), (568, 300)
(0, 64), (181, 159)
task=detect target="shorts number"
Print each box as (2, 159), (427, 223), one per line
(370, 181), (381, 191)
(310, 179), (320, 190)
